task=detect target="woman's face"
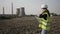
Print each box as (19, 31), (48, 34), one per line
(41, 8), (47, 13)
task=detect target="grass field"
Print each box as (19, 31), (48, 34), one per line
(0, 16), (60, 34)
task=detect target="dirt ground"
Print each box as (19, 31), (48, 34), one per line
(0, 16), (60, 34)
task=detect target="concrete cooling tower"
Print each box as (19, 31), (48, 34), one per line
(16, 8), (20, 16)
(16, 7), (25, 17)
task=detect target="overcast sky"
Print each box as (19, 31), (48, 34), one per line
(0, 0), (60, 15)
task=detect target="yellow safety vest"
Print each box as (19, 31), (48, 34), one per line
(39, 12), (50, 31)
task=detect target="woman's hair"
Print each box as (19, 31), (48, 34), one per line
(42, 9), (50, 16)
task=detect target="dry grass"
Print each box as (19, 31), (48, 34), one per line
(0, 16), (60, 34)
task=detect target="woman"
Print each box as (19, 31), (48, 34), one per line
(39, 4), (50, 34)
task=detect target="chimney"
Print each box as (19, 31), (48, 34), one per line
(11, 3), (13, 15)
(3, 7), (4, 15)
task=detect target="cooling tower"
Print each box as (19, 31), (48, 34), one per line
(16, 7), (25, 17)
(20, 7), (25, 16)
(16, 8), (20, 16)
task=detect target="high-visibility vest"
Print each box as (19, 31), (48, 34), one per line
(39, 12), (50, 31)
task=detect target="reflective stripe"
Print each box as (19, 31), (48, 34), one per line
(41, 21), (50, 26)
(41, 25), (46, 30)
(39, 24), (46, 29)
(41, 21), (47, 26)
(40, 18), (48, 23)
(39, 23), (50, 30)
(39, 24), (41, 27)
(39, 24), (46, 30)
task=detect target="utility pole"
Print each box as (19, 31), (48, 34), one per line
(11, 2), (13, 16)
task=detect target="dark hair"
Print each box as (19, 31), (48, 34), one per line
(42, 9), (50, 16)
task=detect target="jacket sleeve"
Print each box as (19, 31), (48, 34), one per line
(39, 14), (47, 20)
(43, 14), (47, 20)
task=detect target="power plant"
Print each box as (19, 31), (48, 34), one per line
(0, 2), (60, 34)
(0, 3), (26, 18)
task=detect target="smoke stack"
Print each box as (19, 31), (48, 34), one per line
(11, 3), (13, 15)
(3, 7), (4, 15)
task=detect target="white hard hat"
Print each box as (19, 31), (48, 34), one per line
(41, 4), (48, 9)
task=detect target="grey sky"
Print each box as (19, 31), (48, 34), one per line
(0, 0), (60, 15)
